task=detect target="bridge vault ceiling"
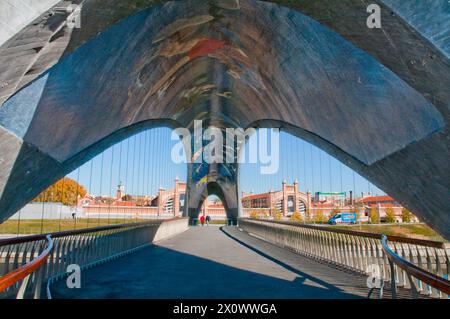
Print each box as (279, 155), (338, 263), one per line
(0, 0), (448, 238)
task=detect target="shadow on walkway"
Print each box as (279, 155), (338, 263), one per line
(219, 226), (353, 293)
(51, 229), (363, 299)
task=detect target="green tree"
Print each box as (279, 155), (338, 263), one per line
(385, 207), (396, 223)
(401, 208), (412, 223)
(33, 177), (87, 206)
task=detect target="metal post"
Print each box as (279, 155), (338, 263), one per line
(388, 259), (397, 299)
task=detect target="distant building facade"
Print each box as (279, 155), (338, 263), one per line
(80, 179), (313, 220)
(241, 180), (311, 217)
(78, 179), (416, 223)
(357, 195), (418, 223)
(314, 192), (346, 206)
(80, 177), (187, 219)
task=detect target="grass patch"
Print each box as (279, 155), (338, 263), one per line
(0, 218), (151, 235)
(332, 223), (446, 242)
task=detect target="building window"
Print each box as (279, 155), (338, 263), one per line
(298, 200), (306, 214)
(288, 195), (294, 213)
(179, 194), (185, 211)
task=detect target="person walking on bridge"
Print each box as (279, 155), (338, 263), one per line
(205, 215), (211, 226)
(200, 215), (205, 226)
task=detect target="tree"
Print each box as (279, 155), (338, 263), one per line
(136, 198), (147, 206)
(369, 206), (378, 224)
(314, 210), (326, 223)
(273, 208), (283, 220)
(401, 208), (412, 223)
(354, 204), (363, 223)
(291, 211), (303, 223)
(304, 208), (311, 223)
(385, 207), (396, 223)
(33, 177), (87, 206)
(103, 198), (115, 205)
(250, 210), (259, 219)
(330, 208), (340, 218)
(121, 194), (133, 201)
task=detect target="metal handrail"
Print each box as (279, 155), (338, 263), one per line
(381, 235), (450, 297)
(0, 235), (53, 297)
(0, 218), (187, 299)
(238, 218), (450, 298)
(239, 218), (445, 248)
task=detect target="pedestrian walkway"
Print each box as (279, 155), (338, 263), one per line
(50, 226), (379, 298)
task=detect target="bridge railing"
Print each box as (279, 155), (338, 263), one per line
(238, 218), (450, 299)
(0, 218), (188, 299)
(381, 235), (450, 298)
(0, 235), (53, 299)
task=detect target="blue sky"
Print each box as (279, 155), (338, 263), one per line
(68, 127), (384, 197)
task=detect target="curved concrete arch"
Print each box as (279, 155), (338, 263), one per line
(191, 181), (237, 223)
(0, 1), (442, 163)
(0, 0), (448, 238)
(0, 118), (181, 225)
(1, 0), (448, 109)
(245, 118), (450, 237)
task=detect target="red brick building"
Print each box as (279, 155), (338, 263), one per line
(80, 180), (415, 222)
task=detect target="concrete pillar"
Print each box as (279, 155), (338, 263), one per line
(186, 162), (240, 224)
(203, 196), (208, 217)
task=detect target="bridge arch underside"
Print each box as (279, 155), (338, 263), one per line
(189, 181), (238, 223)
(0, 0), (448, 238)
